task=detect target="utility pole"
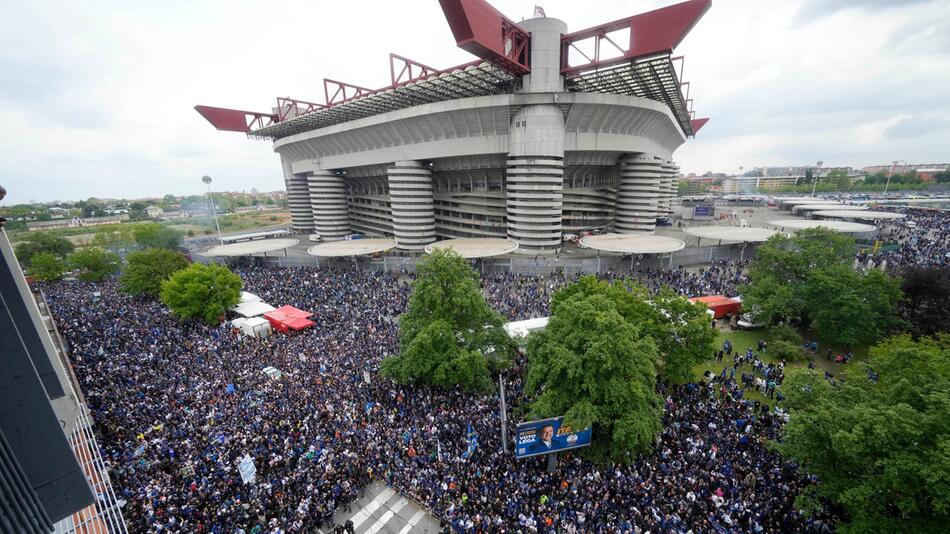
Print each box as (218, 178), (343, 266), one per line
(202, 175), (224, 245)
(810, 160), (823, 197)
(499, 372), (509, 453)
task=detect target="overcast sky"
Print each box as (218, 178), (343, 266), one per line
(1, 0), (948, 204)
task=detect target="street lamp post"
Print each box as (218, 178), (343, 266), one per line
(202, 175), (224, 245)
(810, 160), (824, 197)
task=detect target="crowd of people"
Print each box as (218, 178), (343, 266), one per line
(862, 208), (950, 271)
(42, 261), (841, 533)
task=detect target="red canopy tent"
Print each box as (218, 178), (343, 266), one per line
(263, 305), (315, 333)
(688, 296), (741, 319)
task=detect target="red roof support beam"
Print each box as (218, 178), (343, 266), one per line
(324, 79), (375, 106)
(276, 97), (326, 122)
(390, 54), (442, 87)
(561, 0), (711, 75)
(438, 0), (530, 75)
(194, 105), (277, 133)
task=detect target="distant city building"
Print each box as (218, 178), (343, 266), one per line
(861, 163), (950, 176)
(48, 206), (69, 218)
(723, 175), (800, 193)
(145, 206), (164, 218)
(751, 165), (853, 177)
(26, 214), (129, 231)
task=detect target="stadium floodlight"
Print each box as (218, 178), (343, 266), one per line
(202, 176), (224, 245)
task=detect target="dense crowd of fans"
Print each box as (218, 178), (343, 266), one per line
(43, 262), (841, 534)
(862, 208), (950, 271)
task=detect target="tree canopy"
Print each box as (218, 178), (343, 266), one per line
(779, 335), (950, 533)
(13, 232), (75, 266)
(120, 248), (190, 297)
(132, 223), (184, 250)
(742, 228), (903, 347)
(550, 276), (716, 384)
(28, 252), (66, 282)
(160, 263), (242, 324)
(380, 249), (512, 392)
(68, 247), (120, 282)
(92, 224), (135, 250)
(526, 287), (663, 463)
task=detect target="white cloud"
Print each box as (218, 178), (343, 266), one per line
(1, 0), (948, 203)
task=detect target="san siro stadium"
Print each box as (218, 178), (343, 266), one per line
(196, 0), (711, 254)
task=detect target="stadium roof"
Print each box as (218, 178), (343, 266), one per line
(768, 220), (877, 233)
(424, 238), (519, 258)
(579, 234), (686, 254)
(812, 210), (906, 220)
(683, 226), (779, 243)
(196, 0), (709, 140)
(205, 238), (299, 257)
(307, 238), (397, 257)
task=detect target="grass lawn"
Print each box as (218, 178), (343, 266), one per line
(690, 326), (865, 408)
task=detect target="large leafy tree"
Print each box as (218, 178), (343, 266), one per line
(132, 223), (184, 250)
(13, 232), (75, 266)
(742, 228), (855, 325)
(550, 276), (715, 384)
(803, 264), (904, 348)
(526, 291), (663, 462)
(68, 247), (120, 282)
(899, 267), (950, 338)
(380, 249), (511, 392)
(120, 248), (190, 297)
(160, 263), (242, 324)
(28, 252), (66, 282)
(779, 335), (950, 533)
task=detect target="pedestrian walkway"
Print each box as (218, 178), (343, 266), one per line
(321, 482), (442, 534)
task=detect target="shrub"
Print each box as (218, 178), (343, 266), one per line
(768, 324), (803, 346)
(770, 339), (808, 362)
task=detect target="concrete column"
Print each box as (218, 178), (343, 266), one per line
(516, 18), (567, 93)
(281, 155), (314, 233)
(307, 171), (350, 240)
(507, 105), (564, 254)
(615, 153), (663, 233)
(387, 160), (435, 251)
(659, 160), (677, 216)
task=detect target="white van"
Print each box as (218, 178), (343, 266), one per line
(309, 234), (322, 242)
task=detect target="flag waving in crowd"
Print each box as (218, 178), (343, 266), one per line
(462, 422), (478, 459)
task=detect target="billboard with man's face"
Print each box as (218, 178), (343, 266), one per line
(514, 417), (592, 459)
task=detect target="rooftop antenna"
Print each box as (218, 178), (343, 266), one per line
(534, 5), (546, 17)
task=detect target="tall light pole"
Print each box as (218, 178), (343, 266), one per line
(202, 175), (224, 244)
(810, 160), (823, 197)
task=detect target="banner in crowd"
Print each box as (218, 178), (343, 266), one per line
(514, 417), (592, 459)
(462, 422), (478, 459)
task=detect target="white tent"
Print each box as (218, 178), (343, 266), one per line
(241, 317), (272, 338)
(239, 291), (260, 303)
(230, 317), (248, 329)
(504, 317), (549, 338)
(262, 366), (283, 380)
(232, 300), (277, 318)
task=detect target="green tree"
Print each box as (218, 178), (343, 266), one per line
(550, 276), (715, 384)
(132, 223), (184, 250)
(803, 265), (903, 347)
(160, 263), (242, 324)
(92, 224), (135, 250)
(380, 249), (512, 391)
(779, 335), (950, 533)
(120, 248), (190, 297)
(13, 232), (75, 266)
(526, 291), (662, 462)
(742, 228), (856, 325)
(28, 252), (65, 282)
(129, 202), (148, 220)
(68, 247), (120, 282)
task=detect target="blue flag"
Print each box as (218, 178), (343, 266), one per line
(226, 383), (235, 394)
(462, 422), (478, 459)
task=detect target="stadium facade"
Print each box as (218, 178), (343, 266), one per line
(197, 0), (711, 253)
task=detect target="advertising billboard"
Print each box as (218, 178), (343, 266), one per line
(514, 417), (592, 459)
(693, 205), (714, 219)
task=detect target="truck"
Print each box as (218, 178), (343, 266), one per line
(688, 295), (742, 319)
